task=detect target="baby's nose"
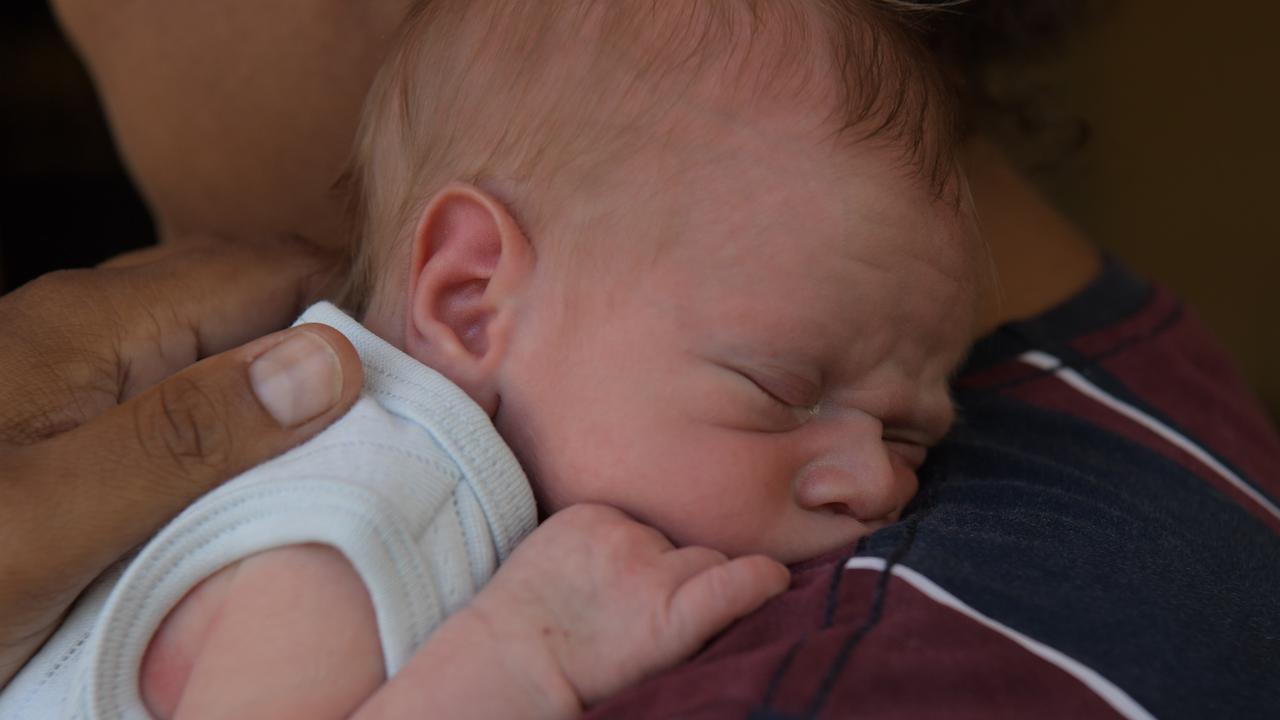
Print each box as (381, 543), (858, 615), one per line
(794, 438), (911, 524)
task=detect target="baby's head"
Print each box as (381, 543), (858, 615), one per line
(340, 0), (984, 563)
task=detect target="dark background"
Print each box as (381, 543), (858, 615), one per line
(1, 1), (153, 290)
(2, 0), (1277, 422)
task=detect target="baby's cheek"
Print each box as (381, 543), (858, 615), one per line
(886, 460), (920, 521)
(652, 448), (795, 554)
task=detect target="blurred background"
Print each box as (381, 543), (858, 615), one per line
(1, 1), (153, 285)
(1, 0), (1276, 422)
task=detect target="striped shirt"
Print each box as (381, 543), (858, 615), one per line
(587, 260), (1280, 719)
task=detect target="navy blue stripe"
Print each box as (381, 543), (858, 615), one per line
(962, 257), (1276, 521)
(754, 536), (868, 716)
(979, 299), (1276, 518)
(859, 391), (1280, 719)
(802, 511), (926, 719)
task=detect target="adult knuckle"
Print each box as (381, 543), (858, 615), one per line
(15, 269), (118, 326)
(17, 268), (94, 302)
(135, 375), (233, 476)
(0, 283), (122, 444)
(5, 270), (122, 348)
(2, 271), (79, 337)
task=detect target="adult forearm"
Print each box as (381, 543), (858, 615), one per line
(48, 0), (412, 247)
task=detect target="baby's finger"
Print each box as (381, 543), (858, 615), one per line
(664, 555), (790, 651)
(661, 545), (730, 585)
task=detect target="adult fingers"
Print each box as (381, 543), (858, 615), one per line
(0, 236), (341, 441)
(96, 236), (344, 397)
(100, 234), (344, 316)
(4, 324), (362, 598)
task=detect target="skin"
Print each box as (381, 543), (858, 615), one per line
(142, 100), (979, 717)
(147, 513), (787, 719)
(47, 0), (1098, 330)
(354, 504), (790, 719)
(489, 130), (980, 564)
(0, 238), (364, 687)
(48, 0), (416, 247)
(963, 137), (1101, 334)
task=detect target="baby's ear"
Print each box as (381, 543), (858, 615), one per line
(403, 183), (534, 414)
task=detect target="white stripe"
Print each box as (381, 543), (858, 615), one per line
(1018, 350), (1280, 522)
(844, 557), (1155, 720)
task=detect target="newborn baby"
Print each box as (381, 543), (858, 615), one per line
(340, 0), (980, 564)
(0, 1), (983, 718)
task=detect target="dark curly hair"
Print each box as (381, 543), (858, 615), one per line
(902, 0), (1109, 161)
(919, 0), (1095, 65)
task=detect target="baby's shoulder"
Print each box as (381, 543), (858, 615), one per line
(140, 544), (380, 719)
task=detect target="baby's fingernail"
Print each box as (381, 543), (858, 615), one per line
(249, 329), (343, 426)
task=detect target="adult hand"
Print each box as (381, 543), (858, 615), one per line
(0, 238), (363, 685)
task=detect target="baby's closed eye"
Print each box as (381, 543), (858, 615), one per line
(724, 366), (818, 432)
(882, 437), (928, 470)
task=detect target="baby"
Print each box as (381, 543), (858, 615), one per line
(0, 1), (983, 718)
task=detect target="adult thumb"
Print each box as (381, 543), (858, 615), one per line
(16, 324), (362, 585)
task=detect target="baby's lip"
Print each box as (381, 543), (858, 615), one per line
(809, 504), (877, 540)
(814, 503), (902, 532)
(804, 513), (883, 563)
(859, 517), (892, 533)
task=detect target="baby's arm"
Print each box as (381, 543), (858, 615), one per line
(354, 504), (791, 718)
(140, 545), (384, 720)
(142, 505), (789, 719)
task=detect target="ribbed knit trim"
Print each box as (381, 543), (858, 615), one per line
(296, 303), (536, 560)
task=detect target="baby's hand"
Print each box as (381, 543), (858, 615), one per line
(467, 503), (790, 709)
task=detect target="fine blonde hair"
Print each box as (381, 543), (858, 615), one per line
(336, 0), (960, 316)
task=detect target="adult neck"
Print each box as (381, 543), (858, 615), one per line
(963, 136), (1101, 336)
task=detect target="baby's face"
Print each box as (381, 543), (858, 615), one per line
(495, 122), (979, 564)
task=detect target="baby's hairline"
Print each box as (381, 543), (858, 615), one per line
(353, 155), (981, 360)
(336, 0), (964, 316)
